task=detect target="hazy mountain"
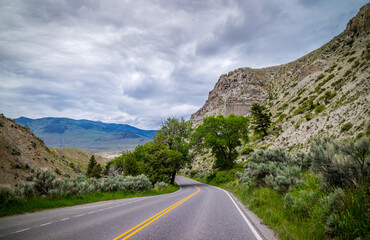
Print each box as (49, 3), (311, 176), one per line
(0, 114), (107, 187)
(14, 117), (157, 154)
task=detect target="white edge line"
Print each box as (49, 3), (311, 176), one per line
(40, 222), (53, 226)
(217, 187), (263, 240)
(14, 228), (30, 233)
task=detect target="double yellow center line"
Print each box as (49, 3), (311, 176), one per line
(113, 183), (200, 240)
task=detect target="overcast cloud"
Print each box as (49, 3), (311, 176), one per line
(0, 0), (366, 129)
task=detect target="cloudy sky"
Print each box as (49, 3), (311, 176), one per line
(0, 0), (366, 129)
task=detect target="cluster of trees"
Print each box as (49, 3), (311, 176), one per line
(105, 103), (271, 184)
(106, 118), (192, 184)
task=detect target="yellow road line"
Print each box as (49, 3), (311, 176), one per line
(113, 183), (200, 240)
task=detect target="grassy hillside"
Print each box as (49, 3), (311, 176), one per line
(0, 114), (107, 187)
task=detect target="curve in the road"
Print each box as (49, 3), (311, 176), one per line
(113, 181), (200, 240)
(0, 177), (265, 240)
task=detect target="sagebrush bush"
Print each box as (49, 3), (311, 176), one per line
(309, 137), (369, 188)
(241, 148), (309, 193)
(0, 170), (153, 203)
(33, 170), (56, 195)
(154, 181), (168, 188)
(101, 174), (152, 192)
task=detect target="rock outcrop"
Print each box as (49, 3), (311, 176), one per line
(190, 3), (370, 149)
(191, 68), (269, 125)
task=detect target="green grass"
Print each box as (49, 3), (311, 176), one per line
(187, 169), (369, 240)
(0, 184), (179, 217)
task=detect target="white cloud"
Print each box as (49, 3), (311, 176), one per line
(0, 0), (366, 129)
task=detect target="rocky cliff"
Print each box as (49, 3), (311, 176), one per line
(191, 3), (370, 150)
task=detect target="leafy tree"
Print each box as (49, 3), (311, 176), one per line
(142, 139), (182, 184)
(250, 103), (271, 136)
(192, 114), (250, 170)
(157, 117), (192, 184)
(104, 117), (192, 184)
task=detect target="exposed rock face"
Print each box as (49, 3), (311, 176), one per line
(345, 3), (370, 37)
(190, 3), (370, 150)
(191, 68), (269, 125)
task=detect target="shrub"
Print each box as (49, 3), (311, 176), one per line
(33, 170), (56, 196)
(298, 97), (308, 104)
(308, 137), (369, 188)
(343, 70), (352, 77)
(284, 173), (323, 218)
(241, 146), (254, 156)
(315, 105), (326, 114)
(326, 184), (369, 239)
(154, 181), (168, 188)
(278, 103), (289, 111)
(293, 108), (304, 116)
(340, 122), (353, 132)
(352, 60), (360, 68)
(100, 174), (152, 192)
(347, 57), (356, 62)
(0, 188), (11, 204)
(278, 114), (286, 122)
(346, 39), (354, 46)
(316, 74), (325, 82)
(22, 183), (35, 199)
(323, 91), (337, 104)
(11, 149), (21, 156)
(206, 170), (237, 184)
(305, 114), (313, 121)
(241, 148), (308, 193)
(55, 168), (61, 175)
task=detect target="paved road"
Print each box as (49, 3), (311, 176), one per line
(0, 177), (263, 240)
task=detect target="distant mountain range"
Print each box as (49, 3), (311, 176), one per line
(14, 117), (157, 154)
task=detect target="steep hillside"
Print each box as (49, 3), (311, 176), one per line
(0, 114), (106, 187)
(14, 117), (157, 155)
(191, 3), (370, 151)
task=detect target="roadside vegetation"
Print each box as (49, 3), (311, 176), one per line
(105, 117), (192, 184)
(187, 111), (369, 240)
(1, 108), (368, 240)
(186, 104), (368, 239)
(0, 170), (178, 217)
(0, 117), (193, 217)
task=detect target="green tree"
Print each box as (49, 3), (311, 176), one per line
(140, 139), (182, 184)
(157, 117), (192, 184)
(192, 114), (250, 170)
(87, 155), (101, 178)
(122, 152), (140, 176)
(90, 164), (102, 178)
(250, 103), (271, 136)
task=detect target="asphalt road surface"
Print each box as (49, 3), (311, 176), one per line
(0, 176), (263, 240)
